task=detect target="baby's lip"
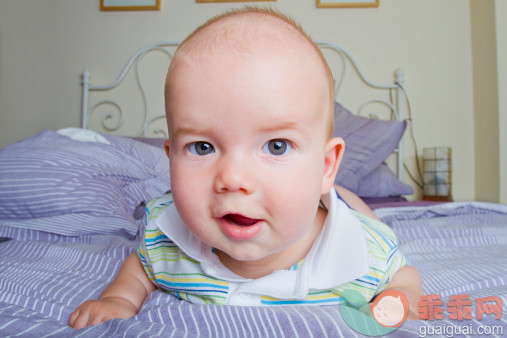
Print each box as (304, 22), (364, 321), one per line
(218, 213), (264, 240)
(221, 213), (262, 226)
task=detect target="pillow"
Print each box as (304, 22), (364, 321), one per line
(333, 101), (406, 193)
(0, 130), (170, 238)
(129, 137), (165, 148)
(360, 196), (408, 207)
(355, 163), (413, 198)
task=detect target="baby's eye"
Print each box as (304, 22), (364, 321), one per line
(262, 139), (292, 156)
(188, 141), (214, 156)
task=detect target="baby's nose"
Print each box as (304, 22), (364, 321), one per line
(213, 155), (255, 194)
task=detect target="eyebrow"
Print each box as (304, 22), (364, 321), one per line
(171, 127), (208, 140)
(172, 121), (308, 140)
(258, 121), (308, 135)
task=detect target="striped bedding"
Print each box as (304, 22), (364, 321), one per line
(0, 202), (506, 336)
(0, 132), (505, 336)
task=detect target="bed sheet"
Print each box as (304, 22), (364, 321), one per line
(368, 200), (443, 210)
(0, 202), (506, 336)
(0, 223), (414, 337)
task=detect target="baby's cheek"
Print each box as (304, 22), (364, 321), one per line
(172, 184), (204, 227)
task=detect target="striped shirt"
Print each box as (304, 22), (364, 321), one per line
(137, 191), (407, 306)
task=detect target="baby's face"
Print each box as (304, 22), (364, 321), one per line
(165, 46), (336, 267)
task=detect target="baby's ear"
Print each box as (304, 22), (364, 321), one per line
(163, 139), (170, 158)
(321, 137), (345, 195)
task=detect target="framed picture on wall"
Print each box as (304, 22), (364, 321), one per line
(100, 0), (161, 11)
(196, 0), (274, 3)
(317, 0), (379, 8)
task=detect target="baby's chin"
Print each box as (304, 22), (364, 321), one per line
(216, 246), (274, 262)
(214, 244), (294, 276)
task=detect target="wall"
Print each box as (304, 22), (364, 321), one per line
(0, 0), (475, 201)
(470, 0), (499, 203)
(470, 0), (507, 204)
(496, 0), (507, 204)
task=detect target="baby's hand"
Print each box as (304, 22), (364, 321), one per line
(68, 297), (138, 330)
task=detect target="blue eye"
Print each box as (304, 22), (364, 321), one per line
(188, 141), (214, 156)
(263, 139), (292, 156)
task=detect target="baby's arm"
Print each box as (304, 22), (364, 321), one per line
(68, 253), (156, 330)
(333, 186), (423, 319)
(333, 187), (424, 318)
(376, 266), (423, 320)
(334, 185), (380, 220)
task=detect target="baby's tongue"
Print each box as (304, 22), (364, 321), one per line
(228, 214), (258, 226)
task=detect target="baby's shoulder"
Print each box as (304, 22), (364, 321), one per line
(349, 210), (400, 255)
(145, 192), (174, 221)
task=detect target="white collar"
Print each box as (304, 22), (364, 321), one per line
(156, 190), (369, 296)
(304, 190), (369, 289)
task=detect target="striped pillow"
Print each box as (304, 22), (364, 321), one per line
(333, 102), (407, 195)
(356, 163), (413, 198)
(0, 131), (170, 238)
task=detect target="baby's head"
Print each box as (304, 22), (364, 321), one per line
(163, 8), (344, 276)
(166, 7), (336, 138)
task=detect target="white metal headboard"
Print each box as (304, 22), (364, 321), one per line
(81, 41), (405, 180)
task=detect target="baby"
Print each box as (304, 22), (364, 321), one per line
(69, 7), (422, 329)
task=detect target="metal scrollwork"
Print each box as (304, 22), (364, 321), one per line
(83, 42), (179, 135)
(135, 47), (173, 137)
(88, 100), (125, 131)
(143, 115), (168, 138)
(357, 99), (399, 120)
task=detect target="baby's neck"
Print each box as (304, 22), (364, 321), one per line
(215, 207), (327, 279)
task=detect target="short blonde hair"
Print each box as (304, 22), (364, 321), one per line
(165, 7), (335, 138)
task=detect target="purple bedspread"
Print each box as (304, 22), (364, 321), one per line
(1, 202), (506, 336)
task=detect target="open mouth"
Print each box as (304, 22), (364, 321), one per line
(219, 214), (263, 240)
(222, 214), (261, 226)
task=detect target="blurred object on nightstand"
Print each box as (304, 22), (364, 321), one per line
(423, 147), (453, 202)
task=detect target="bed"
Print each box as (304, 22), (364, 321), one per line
(0, 41), (505, 337)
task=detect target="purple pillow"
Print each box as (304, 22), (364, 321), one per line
(0, 131), (170, 238)
(333, 102), (406, 193)
(356, 163), (413, 197)
(130, 137), (165, 148)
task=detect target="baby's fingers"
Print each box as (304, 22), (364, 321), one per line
(69, 301), (102, 330)
(69, 298), (137, 330)
(68, 308), (90, 330)
(68, 306), (82, 328)
(68, 309), (78, 327)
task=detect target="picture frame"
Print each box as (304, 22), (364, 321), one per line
(316, 0), (379, 8)
(100, 0), (161, 11)
(196, 0), (274, 3)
